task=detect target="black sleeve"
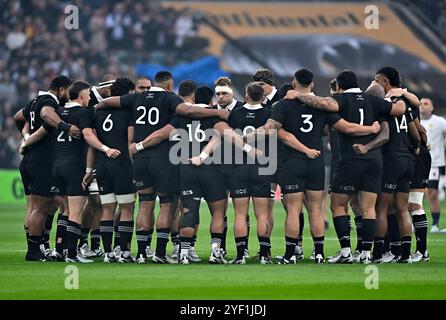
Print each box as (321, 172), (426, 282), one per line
(169, 115), (179, 128)
(169, 94), (184, 114)
(79, 110), (93, 131)
(211, 116), (225, 128)
(126, 110), (134, 127)
(333, 94), (347, 116)
(22, 104), (30, 122)
(379, 98), (393, 116)
(326, 112), (341, 126)
(42, 96), (59, 111)
(269, 101), (287, 124)
(120, 94), (135, 111)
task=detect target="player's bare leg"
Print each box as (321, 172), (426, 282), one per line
(231, 197), (249, 263)
(152, 192), (175, 262)
(305, 190), (325, 262)
(207, 198), (228, 263)
(280, 192), (303, 264)
(135, 188), (155, 261)
(252, 197), (271, 264)
(26, 195), (52, 261)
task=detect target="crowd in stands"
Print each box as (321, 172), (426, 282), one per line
(0, 0), (206, 168)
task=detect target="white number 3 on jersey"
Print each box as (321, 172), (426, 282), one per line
(300, 114), (313, 133)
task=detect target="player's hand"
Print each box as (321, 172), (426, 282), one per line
(189, 156), (203, 167)
(352, 143), (369, 155)
(68, 125), (82, 139)
(82, 172), (94, 191)
(217, 109), (230, 121)
(246, 147), (263, 159)
(414, 147), (420, 156)
(387, 88), (407, 98)
(285, 90), (300, 100)
(371, 121), (381, 134)
(106, 148), (121, 159)
(129, 143), (137, 156)
(305, 148), (320, 159)
(18, 140), (26, 155)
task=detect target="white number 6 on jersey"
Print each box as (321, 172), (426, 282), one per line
(103, 114), (113, 132)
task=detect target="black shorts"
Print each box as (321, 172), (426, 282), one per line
(52, 160), (88, 197)
(20, 160), (55, 197)
(382, 156), (414, 193)
(280, 156), (325, 194)
(179, 164), (227, 202)
(229, 164), (271, 198)
(427, 165), (445, 190)
(133, 156), (178, 194)
(410, 145), (431, 189)
(331, 157), (383, 194)
(19, 160), (30, 196)
(220, 164), (233, 191)
(96, 158), (136, 196)
(270, 158), (283, 184)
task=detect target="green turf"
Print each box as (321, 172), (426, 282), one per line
(1, 201), (446, 299)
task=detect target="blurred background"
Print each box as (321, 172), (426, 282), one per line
(0, 0), (445, 171)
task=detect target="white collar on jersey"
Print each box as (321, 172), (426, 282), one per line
(195, 103), (211, 108)
(38, 90), (59, 105)
(218, 99), (238, 111)
(343, 88), (362, 93)
(243, 103), (263, 110)
(149, 86), (165, 92)
(91, 86), (103, 102)
(265, 86), (277, 102)
(64, 101), (82, 109)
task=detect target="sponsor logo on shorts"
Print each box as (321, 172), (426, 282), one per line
(234, 188), (247, 195)
(284, 184), (299, 191)
(182, 190), (194, 196)
(384, 183), (397, 190)
(340, 185), (356, 191)
(135, 181), (144, 188)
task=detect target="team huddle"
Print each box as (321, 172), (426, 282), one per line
(14, 66), (434, 264)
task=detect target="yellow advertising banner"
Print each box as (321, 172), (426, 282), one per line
(165, 1), (446, 72)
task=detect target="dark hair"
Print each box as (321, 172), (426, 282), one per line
(49, 75), (72, 90)
(253, 69), (274, 85)
(376, 66), (401, 87)
(178, 80), (197, 97)
(195, 86), (214, 105)
(110, 77), (135, 96)
(246, 82), (264, 102)
(138, 75), (151, 81)
(294, 68), (313, 86)
(154, 71), (173, 84)
(329, 79), (337, 91)
(68, 81), (90, 101)
(336, 70), (359, 90)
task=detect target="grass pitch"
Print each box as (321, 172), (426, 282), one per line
(0, 201), (445, 300)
